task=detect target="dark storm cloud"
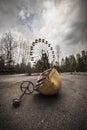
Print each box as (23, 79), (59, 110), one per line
(65, 0), (87, 46)
(73, 22), (87, 31)
(65, 21), (87, 44)
(79, 0), (87, 21)
(0, 0), (87, 47)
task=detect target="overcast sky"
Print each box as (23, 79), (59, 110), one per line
(0, 0), (87, 60)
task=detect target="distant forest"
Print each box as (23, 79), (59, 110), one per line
(57, 50), (87, 72)
(0, 32), (87, 74)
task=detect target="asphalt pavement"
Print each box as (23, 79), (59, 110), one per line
(0, 73), (87, 130)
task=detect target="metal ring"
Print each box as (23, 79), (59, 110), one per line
(20, 81), (34, 95)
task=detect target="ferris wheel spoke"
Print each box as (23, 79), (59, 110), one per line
(34, 44), (42, 53)
(38, 41), (43, 52)
(44, 42), (47, 50)
(33, 48), (42, 56)
(36, 42), (41, 49)
(42, 40), (46, 50)
(42, 40), (46, 51)
(44, 41), (47, 51)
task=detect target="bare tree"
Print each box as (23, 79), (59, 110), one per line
(56, 45), (61, 66)
(0, 32), (17, 71)
(18, 39), (30, 65)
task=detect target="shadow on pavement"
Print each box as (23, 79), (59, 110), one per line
(33, 93), (61, 106)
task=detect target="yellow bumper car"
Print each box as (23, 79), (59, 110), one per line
(36, 67), (61, 95)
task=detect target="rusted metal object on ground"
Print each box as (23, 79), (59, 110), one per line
(36, 67), (61, 95)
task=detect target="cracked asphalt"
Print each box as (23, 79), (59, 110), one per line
(0, 73), (87, 130)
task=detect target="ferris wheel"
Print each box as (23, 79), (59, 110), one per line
(29, 38), (55, 68)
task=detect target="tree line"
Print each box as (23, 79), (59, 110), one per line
(56, 50), (87, 72)
(0, 32), (87, 74)
(0, 32), (31, 74)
